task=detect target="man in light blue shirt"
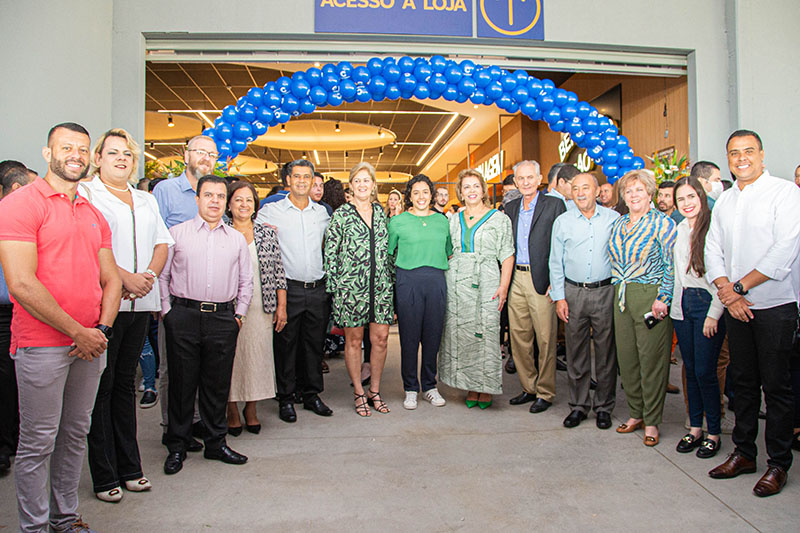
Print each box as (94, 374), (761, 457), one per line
(546, 163), (579, 211)
(549, 173), (620, 430)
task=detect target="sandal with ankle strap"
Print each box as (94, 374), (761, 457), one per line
(367, 390), (390, 413)
(354, 392), (371, 417)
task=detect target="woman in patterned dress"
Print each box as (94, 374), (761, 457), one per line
(439, 169), (514, 409)
(225, 180), (287, 434)
(324, 162), (394, 417)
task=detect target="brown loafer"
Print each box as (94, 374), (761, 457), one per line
(644, 434), (659, 447)
(616, 420), (644, 433)
(708, 452), (757, 479)
(753, 466), (787, 497)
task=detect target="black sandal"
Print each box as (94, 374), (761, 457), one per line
(354, 392), (371, 417)
(367, 390), (390, 413)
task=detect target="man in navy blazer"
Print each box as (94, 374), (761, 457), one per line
(504, 160), (566, 414)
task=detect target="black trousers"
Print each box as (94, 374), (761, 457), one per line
(725, 302), (796, 470)
(0, 305), (18, 457)
(164, 304), (239, 453)
(273, 282), (327, 403)
(396, 267), (446, 393)
(87, 311), (148, 491)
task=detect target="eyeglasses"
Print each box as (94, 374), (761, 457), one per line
(187, 149), (219, 160)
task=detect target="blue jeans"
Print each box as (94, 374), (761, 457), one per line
(139, 335), (156, 391)
(673, 288), (726, 435)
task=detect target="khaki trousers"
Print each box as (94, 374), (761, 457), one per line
(509, 272), (557, 401)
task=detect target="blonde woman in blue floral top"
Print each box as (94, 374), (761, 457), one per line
(608, 169), (677, 447)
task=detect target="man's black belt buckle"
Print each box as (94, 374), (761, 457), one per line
(199, 302), (218, 312)
(566, 277), (612, 289)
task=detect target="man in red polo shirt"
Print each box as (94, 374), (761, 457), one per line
(0, 123), (121, 533)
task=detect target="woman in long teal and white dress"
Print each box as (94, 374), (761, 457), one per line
(439, 169), (514, 409)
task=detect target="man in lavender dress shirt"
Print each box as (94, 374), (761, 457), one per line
(159, 176), (253, 475)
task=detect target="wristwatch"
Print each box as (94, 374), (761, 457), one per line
(95, 324), (114, 340)
(732, 281), (749, 296)
(234, 314), (245, 323)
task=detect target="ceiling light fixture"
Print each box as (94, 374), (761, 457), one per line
(422, 116), (475, 173)
(378, 127), (385, 138)
(416, 113), (459, 167)
(379, 147), (383, 155)
(392, 140), (398, 148)
(144, 151), (158, 161)
(345, 150), (349, 158)
(314, 62), (321, 68)
(149, 142), (154, 149)
(197, 111), (214, 127)
(280, 124), (286, 133)
(167, 114), (174, 127)
(313, 149), (320, 165)
(302, 151), (307, 159)
(335, 122), (341, 133)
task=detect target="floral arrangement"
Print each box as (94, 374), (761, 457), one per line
(647, 151), (689, 184)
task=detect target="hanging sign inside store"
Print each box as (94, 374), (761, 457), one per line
(315, 0), (472, 37)
(559, 133), (595, 173)
(476, 151), (504, 182)
(477, 0), (544, 40)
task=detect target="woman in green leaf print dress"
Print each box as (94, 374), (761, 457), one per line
(439, 169), (515, 409)
(324, 162), (394, 417)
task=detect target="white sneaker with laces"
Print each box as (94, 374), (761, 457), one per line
(423, 388), (446, 407)
(403, 391), (418, 410)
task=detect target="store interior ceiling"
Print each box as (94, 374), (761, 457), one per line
(145, 62), (572, 190)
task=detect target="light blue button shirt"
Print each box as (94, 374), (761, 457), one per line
(546, 188), (577, 211)
(153, 173), (198, 228)
(515, 193), (539, 265)
(548, 205), (620, 301)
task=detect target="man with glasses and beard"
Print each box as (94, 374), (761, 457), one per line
(0, 123), (122, 533)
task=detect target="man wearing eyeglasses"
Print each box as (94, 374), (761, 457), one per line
(256, 159), (333, 423)
(152, 135), (219, 452)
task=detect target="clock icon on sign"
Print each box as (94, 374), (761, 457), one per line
(479, 0), (542, 37)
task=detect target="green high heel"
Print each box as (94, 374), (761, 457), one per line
(465, 398), (478, 408)
(478, 399), (493, 409)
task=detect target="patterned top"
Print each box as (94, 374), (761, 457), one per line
(324, 202), (394, 327)
(608, 209), (677, 312)
(251, 223), (288, 313)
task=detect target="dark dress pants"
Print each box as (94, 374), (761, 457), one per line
(273, 282), (327, 403)
(396, 267), (446, 393)
(0, 305), (18, 457)
(725, 302), (796, 470)
(164, 305), (239, 453)
(87, 311), (149, 492)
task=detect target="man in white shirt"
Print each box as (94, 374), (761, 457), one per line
(705, 130), (800, 497)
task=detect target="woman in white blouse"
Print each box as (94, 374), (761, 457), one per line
(670, 176), (725, 459)
(80, 129), (174, 502)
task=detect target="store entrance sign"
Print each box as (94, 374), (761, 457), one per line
(476, 151), (504, 182)
(315, 0), (472, 37)
(559, 133), (595, 173)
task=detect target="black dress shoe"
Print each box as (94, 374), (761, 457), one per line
(0, 452), (10, 471)
(303, 395), (333, 417)
(504, 357), (517, 374)
(509, 391), (536, 405)
(163, 451), (186, 475)
(529, 398), (552, 413)
(596, 411), (612, 429)
(204, 445), (248, 465)
(676, 433), (704, 453)
(563, 410), (587, 428)
(279, 402), (297, 423)
(696, 438), (721, 459)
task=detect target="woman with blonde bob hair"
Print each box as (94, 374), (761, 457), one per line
(324, 162), (394, 416)
(80, 128), (173, 502)
(385, 188), (403, 218)
(608, 168), (677, 447)
(439, 168), (514, 409)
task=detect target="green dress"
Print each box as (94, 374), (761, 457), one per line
(324, 202), (394, 327)
(439, 209), (514, 394)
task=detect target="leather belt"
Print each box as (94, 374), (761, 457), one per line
(515, 265), (531, 272)
(172, 297), (234, 313)
(287, 278), (326, 289)
(565, 277), (612, 289)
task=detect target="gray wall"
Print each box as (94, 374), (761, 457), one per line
(2, 0), (798, 179)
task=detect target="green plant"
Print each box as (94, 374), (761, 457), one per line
(647, 151), (689, 184)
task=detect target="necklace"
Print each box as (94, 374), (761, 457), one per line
(102, 180), (130, 193)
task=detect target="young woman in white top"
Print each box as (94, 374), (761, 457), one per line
(81, 129), (173, 502)
(670, 176), (725, 458)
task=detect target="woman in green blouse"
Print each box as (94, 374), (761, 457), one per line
(324, 162), (393, 417)
(388, 175), (453, 411)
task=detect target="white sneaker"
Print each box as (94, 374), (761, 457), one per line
(423, 388), (446, 407)
(403, 391), (418, 410)
(137, 378), (145, 392)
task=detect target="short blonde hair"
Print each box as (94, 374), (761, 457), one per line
(456, 168), (489, 205)
(617, 169), (657, 198)
(348, 161), (376, 183)
(89, 128), (141, 178)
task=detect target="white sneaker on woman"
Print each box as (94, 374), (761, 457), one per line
(403, 391), (418, 410)
(423, 388), (446, 407)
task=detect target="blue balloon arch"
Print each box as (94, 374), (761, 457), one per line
(204, 56), (645, 183)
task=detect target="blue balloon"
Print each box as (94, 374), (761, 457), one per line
(367, 57), (383, 75)
(263, 91), (282, 109)
(537, 94), (555, 111)
(221, 105), (238, 124)
(616, 136), (630, 151)
(309, 86), (328, 105)
(506, 101), (520, 114)
(496, 93), (513, 110)
(202, 127), (214, 137)
(414, 64), (432, 82)
(485, 81), (503, 100)
(501, 75), (517, 92)
(337, 61), (354, 79)
(233, 121), (252, 140)
(474, 68), (492, 88)
(305, 67), (322, 87)
(514, 69), (530, 85)
(602, 131), (618, 146)
(602, 163), (620, 177)
(469, 87), (486, 105)
(246, 87), (264, 107)
(237, 104), (256, 122)
(327, 91), (343, 107)
(520, 99), (538, 116)
(459, 59), (476, 76)
(541, 79), (555, 93)
(550, 119), (565, 132)
(216, 123), (233, 141)
(457, 77), (476, 96)
(368, 76), (387, 95)
(213, 117), (225, 129)
(512, 85), (529, 103)
(290, 79), (310, 99)
(442, 85), (459, 101)
(571, 129), (586, 145)
(565, 118), (583, 135)
(322, 63), (336, 76)
(582, 117), (600, 132)
(256, 106), (274, 123)
(236, 96), (247, 109)
(597, 116), (611, 129)
(544, 108), (562, 124)
(252, 121), (267, 136)
(276, 76), (292, 95)
(585, 133), (602, 148)
(299, 98), (316, 114)
(561, 105), (578, 120)
(588, 144), (604, 159)
(280, 95), (299, 113)
(400, 89), (414, 100)
(605, 124), (619, 137)
(430, 55), (447, 73)
(397, 56), (415, 73)
(291, 71), (305, 82)
(351, 66), (370, 86)
(232, 138), (247, 153)
(356, 86), (371, 102)
(273, 110), (290, 124)
(399, 73), (417, 93)
(372, 93), (385, 103)
(527, 78), (544, 96)
(385, 84), (401, 100)
(429, 73), (448, 94)
(455, 93), (469, 104)
(603, 148), (619, 163)
(263, 81), (277, 93)
(413, 83), (431, 100)
(576, 102), (592, 119)
(566, 92), (579, 106)
(217, 142), (232, 159)
(488, 65), (503, 81)
(340, 80), (357, 100)
(528, 108), (543, 121)
(444, 65), (462, 84)
(617, 151), (634, 167)
(553, 89), (569, 108)
(414, 57), (428, 66)
(383, 64), (401, 83)
(632, 156), (645, 169)
(321, 73), (339, 92)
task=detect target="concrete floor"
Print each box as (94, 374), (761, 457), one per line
(1, 327), (798, 532)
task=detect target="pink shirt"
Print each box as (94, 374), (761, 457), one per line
(159, 215), (253, 316)
(0, 178), (113, 350)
